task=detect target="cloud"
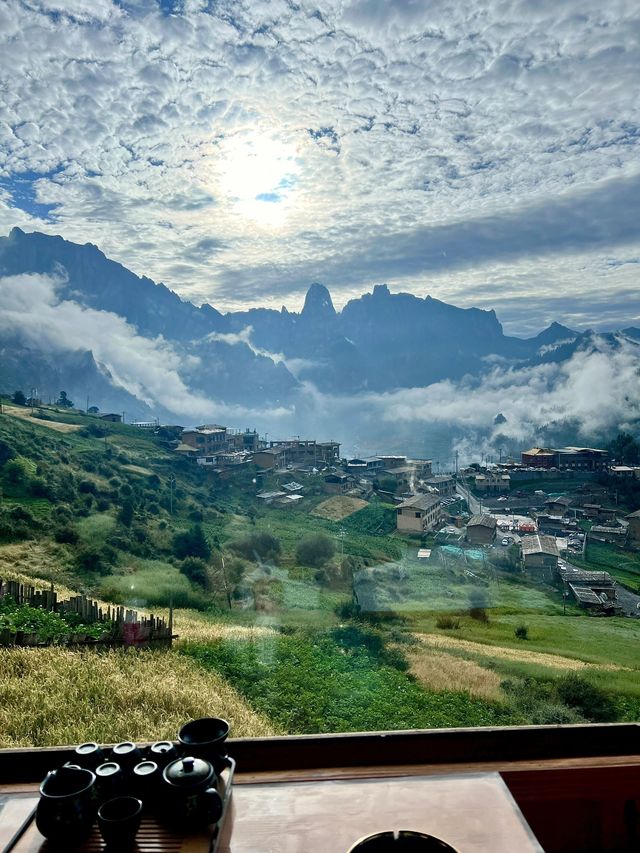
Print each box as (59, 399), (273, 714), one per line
(0, 272), (289, 421)
(350, 335), (640, 446)
(0, 0), (639, 328)
(204, 325), (320, 377)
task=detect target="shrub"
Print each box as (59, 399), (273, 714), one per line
(436, 615), (461, 630)
(76, 544), (117, 576)
(228, 531), (281, 563)
(555, 674), (618, 723)
(514, 624), (529, 640)
(173, 524), (211, 560)
(54, 525), (79, 545)
(78, 479), (97, 495)
(118, 499), (134, 527)
(295, 533), (336, 568)
(179, 557), (210, 589)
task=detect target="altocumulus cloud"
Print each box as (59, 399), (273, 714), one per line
(0, 0), (640, 330)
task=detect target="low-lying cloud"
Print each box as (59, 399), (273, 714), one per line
(0, 273), (289, 422)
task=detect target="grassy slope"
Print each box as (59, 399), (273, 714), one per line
(1, 403), (640, 741)
(572, 540), (640, 589)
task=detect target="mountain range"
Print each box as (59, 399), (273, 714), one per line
(1, 227), (638, 457)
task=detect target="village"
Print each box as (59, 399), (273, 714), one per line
(157, 419), (640, 619)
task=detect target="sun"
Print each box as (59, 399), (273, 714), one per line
(217, 130), (300, 227)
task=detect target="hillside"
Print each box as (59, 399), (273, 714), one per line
(1, 399), (640, 747)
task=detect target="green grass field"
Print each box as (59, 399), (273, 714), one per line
(572, 540), (640, 589)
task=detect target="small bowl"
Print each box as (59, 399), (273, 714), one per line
(177, 718), (229, 760)
(98, 796), (143, 848)
(348, 830), (458, 852)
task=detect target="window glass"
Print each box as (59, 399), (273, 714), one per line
(0, 0), (638, 751)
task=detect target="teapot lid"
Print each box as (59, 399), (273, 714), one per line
(164, 756), (213, 788)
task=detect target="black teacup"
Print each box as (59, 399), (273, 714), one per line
(111, 741), (142, 769)
(98, 796), (143, 849)
(74, 742), (106, 769)
(348, 831), (457, 852)
(177, 718), (230, 763)
(95, 761), (125, 799)
(149, 740), (179, 767)
(133, 760), (161, 803)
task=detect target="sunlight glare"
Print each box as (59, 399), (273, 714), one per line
(217, 131), (300, 227)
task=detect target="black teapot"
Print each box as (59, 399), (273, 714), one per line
(161, 756), (223, 827)
(36, 765), (98, 846)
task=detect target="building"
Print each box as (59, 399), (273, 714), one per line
(380, 466), (417, 490)
(324, 473), (350, 494)
(396, 494), (442, 534)
(98, 413), (122, 423)
(544, 496), (572, 517)
(267, 439), (340, 466)
(559, 567), (617, 612)
(555, 447), (608, 472)
(588, 525), (628, 545)
(256, 490), (286, 504)
(521, 448), (556, 469)
(475, 473), (511, 494)
(423, 475), (456, 497)
(181, 424), (228, 454)
(520, 446), (608, 471)
(253, 447), (285, 470)
(626, 509), (640, 545)
(521, 534), (559, 580)
(534, 514), (578, 535)
(227, 429), (260, 452)
(466, 515), (497, 545)
(610, 465), (640, 479)
(582, 505), (618, 524)
(409, 459), (433, 478)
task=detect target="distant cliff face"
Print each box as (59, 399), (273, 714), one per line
(0, 227), (585, 419)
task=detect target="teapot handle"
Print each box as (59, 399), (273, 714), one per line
(204, 787), (223, 824)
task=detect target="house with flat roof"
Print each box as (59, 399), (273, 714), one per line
(423, 474), (456, 496)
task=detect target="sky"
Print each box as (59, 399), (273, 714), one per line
(1, 0), (640, 336)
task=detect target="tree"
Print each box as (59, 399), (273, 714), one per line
(228, 531), (281, 563)
(296, 533), (336, 567)
(118, 499), (134, 528)
(88, 406), (99, 414)
(608, 432), (639, 465)
(179, 557), (210, 588)
(173, 523), (211, 560)
(12, 390), (26, 406)
(56, 391), (74, 408)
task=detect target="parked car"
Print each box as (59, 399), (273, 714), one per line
(501, 537), (511, 546)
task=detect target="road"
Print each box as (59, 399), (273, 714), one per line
(455, 481), (480, 515)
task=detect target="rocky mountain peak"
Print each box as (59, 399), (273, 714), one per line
(301, 282), (336, 320)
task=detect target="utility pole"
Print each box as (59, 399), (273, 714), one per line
(168, 473), (176, 515)
(455, 450), (459, 477)
(86, 395), (89, 414)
